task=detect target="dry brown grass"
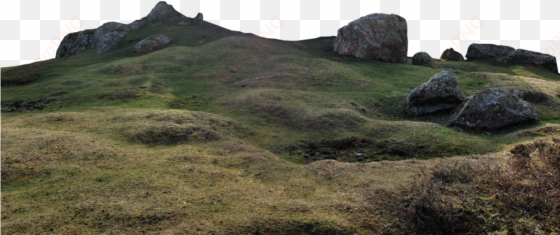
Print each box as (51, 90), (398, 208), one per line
(1, 105), (558, 234)
(402, 137), (560, 234)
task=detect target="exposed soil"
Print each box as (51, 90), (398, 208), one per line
(1, 92), (70, 113)
(288, 136), (460, 163)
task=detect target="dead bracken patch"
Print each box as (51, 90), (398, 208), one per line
(402, 137), (560, 234)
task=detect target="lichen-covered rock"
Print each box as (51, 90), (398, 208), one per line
(466, 43), (515, 59)
(441, 48), (465, 61)
(92, 22), (131, 54)
(128, 20), (145, 30)
(406, 71), (466, 115)
(333, 13), (408, 63)
(446, 88), (540, 129)
(56, 31), (93, 58)
(505, 49), (558, 74)
(412, 52), (434, 65)
(134, 35), (170, 54)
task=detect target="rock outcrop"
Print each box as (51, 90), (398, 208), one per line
(466, 43), (515, 59)
(412, 52), (434, 65)
(134, 35), (170, 54)
(56, 31), (93, 58)
(92, 22), (131, 54)
(55, 1), (203, 57)
(333, 13), (408, 63)
(146, 1), (203, 26)
(506, 49), (558, 74)
(446, 88), (540, 129)
(441, 48), (465, 61)
(128, 20), (145, 30)
(147, 1), (185, 22)
(194, 13), (203, 24)
(406, 71), (466, 115)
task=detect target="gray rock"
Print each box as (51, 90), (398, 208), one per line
(512, 90), (526, 99)
(446, 88), (540, 129)
(194, 13), (203, 24)
(128, 20), (145, 30)
(134, 35), (170, 54)
(505, 49), (558, 74)
(146, 2), (202, 26)
(333, 13), (408, 63)
(441, 48), (465, 61)
(466, 43), (515, 59)
(146, 1), (184, 22)
(512, 89), (550, 103)
(92, 22), (131, 54)
(407, 71), (466, 115)
(412, 52), (434, 65)
(56, 31), (93, 58)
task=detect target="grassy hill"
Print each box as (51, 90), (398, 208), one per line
(2, 19), (560, 234)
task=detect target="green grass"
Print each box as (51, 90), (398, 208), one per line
(2, 18), (560, 234)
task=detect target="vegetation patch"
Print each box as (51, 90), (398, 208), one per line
(99, 88), (142, 101)
(289, 135), (478, 163)
(402, 137), (560, 234)
(127, 122), (221, 145)
(1, 128), (119, 182)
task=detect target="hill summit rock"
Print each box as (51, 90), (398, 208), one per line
(333, 13), (408, 63)
(55, 1), (202, 58)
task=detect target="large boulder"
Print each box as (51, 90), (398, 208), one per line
(441, 48), (465, 61)
(446, 88), (540, 129)
(134, 35), (170, 54)
(466, 43), (515, 59)
(92, 22), (131, 54)
(506, 49), (558, 74)
(333, 13), (408, 63)
(406, 71), (466, 115)
(412, 52), (434, 65)
(56, 31), (93, 58)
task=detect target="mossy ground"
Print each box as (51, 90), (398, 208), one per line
(2, 20), (560, 234)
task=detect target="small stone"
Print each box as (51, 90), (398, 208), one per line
(412, 52), (434, 65)
(440, 48), (465, 61)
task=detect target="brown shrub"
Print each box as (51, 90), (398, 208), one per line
(403, 137), (560, 234)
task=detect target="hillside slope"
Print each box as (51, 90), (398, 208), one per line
(2, 6), (560, 234)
